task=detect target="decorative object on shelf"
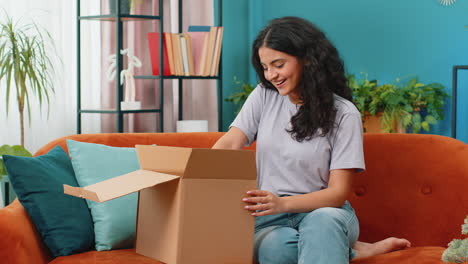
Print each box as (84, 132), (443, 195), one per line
(176, 120), (209, 132)
(348, 74), (449, 133)
(441, 215), (468, 263)
(107, 48), (142, 110)
(0, 14), (59, 147)
(438, 0), (456, 6)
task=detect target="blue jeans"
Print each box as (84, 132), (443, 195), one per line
(253, 201), (359, 264)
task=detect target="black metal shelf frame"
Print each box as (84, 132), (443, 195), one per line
(77, 0), (223, 133)
(451, 65), (467, 139)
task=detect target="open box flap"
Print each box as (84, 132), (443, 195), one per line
(64, 169), (180, 202)
(136, 145), (192, 176)
(184, 148), (257, 180)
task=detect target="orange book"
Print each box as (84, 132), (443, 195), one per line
(171, 33), (183, 76)
(203, 27), (218, 76)
(164, 32), (175, 75)
(210, 27), (223, 76)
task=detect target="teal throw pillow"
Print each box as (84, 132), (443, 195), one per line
(66, 140), (139, 251)
(2, 146), (95, 257)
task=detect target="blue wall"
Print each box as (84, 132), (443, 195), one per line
(222, 0), (468, 142)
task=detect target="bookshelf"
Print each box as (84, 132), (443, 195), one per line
(76, 0), (223, 133)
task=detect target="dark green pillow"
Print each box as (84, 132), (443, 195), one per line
(2, 146), (94, 257)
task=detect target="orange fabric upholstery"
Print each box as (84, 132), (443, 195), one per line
(349, 133), (468, 248)
(0, 200), (52, 264)
(49, 249), (162, 264)
(1, 132), (465, 264)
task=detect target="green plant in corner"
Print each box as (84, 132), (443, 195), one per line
(0, 14), (58, 147)
(0, 145), (32, 181)
(347, 73), (378, 118)
(348, 74), (449, 133)
(225, 77), (255, 114)
(399, 78), (449, 133)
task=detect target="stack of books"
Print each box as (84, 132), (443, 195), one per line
(148, 26), (223, 77)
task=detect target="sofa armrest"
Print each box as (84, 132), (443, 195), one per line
(0, 200), (52, 264)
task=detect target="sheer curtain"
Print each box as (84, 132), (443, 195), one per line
(0, 0), (77, 153)
(99, 0), (217, 133)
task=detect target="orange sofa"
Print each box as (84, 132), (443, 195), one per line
(0, 132), (467, 264)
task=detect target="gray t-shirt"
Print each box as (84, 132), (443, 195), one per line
(231, 85), (365, 196)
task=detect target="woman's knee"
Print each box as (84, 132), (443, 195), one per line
(301, 207), (352, 231)
(254, 226), (298, 264)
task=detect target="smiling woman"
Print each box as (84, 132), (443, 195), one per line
(214, 16), (411, 264)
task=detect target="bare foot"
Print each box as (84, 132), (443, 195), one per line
(351, 238), (411, 261)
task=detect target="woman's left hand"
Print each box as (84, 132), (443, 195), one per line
(242, 190), (287, 216)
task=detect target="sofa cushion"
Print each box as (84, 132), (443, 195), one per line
(67, 140), (139, 251)
(2, 146), (94, 257)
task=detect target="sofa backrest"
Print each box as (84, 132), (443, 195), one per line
(35, 132), (468, 247)
(35, 132), (234, 156)
(350, 133), (468, 247)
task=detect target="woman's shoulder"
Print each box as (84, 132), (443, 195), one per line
(251, 83), (280, 99)
(333, 94), (360, 116)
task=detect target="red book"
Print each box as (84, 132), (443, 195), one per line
(147, 32), (171, 76)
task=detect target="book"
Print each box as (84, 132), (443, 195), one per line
(203, 26), (218, 76)
(186, 31), (205, 75)
(188, 26), (211, 76)
(188, 25), (211, 32)
(171, 33), (184, 76)
(179, 34), (190, 76)
(197, 32), (210, 76)
(164, 32), (175, 76)
(183, 33), (195, 76)
(147, 32), (171, 76)
(210, 27), (223, 76)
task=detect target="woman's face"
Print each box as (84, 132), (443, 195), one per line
(258, 46), (303, 102)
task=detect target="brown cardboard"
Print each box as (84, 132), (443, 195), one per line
(64, 145), (257, 264)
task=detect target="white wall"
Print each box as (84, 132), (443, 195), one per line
(0, 1), (99, 154)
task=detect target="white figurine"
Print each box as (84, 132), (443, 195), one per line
(107, 49), (142, 109)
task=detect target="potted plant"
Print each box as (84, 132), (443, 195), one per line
(399, 78), (449, 133)
(0, 14), (58, 147)
(348, 74), (407, 133)
(225, 77), (255, 114)
(349, 74), (449, 133)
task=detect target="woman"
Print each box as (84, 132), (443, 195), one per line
(213, 16), (410, 263)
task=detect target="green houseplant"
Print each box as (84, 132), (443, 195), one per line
(349, 74), (449, 133)
(0, 145), (32, 181)
(399, 78), (449, 133)
(0, 14), (57, 147)
(225, 77), (255, 114)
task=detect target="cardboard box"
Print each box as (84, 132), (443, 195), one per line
(64, 145), (257, 264)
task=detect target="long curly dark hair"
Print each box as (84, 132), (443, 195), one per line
(252, 16), (353, 142)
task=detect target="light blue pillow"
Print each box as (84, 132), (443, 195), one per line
(66, 139), (139, 251)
